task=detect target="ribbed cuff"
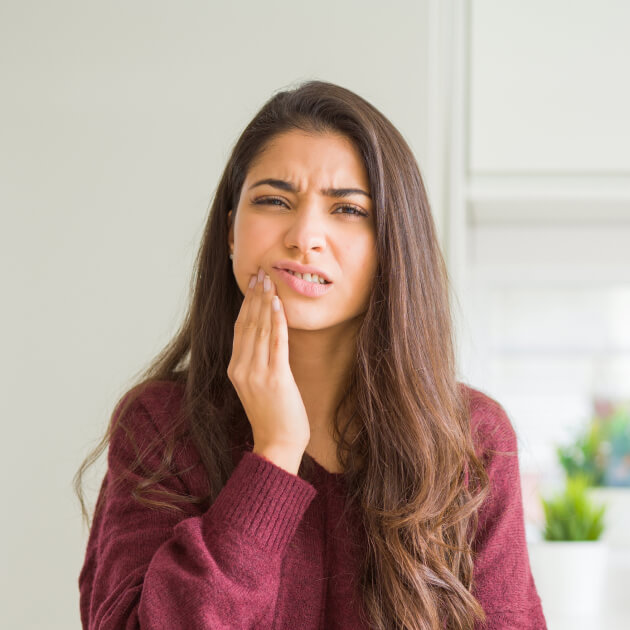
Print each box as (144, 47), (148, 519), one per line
(204, 451), (317, 554)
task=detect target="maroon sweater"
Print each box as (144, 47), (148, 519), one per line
(79, 382), (546, 629)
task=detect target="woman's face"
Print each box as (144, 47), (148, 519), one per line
(228, 129), (377, 332)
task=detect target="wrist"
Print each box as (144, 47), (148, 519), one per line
(252, 443), (304, 476)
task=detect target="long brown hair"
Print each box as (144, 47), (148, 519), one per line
(74, 80), (490, 630)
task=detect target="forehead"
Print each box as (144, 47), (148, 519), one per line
(245, 130), (369, 189)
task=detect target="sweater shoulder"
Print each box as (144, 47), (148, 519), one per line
(458, 383), (518, 459)
(113, 379), (186, 435)
(109, 379), (191, 472)
(121, 378), (186, 415)
(108, 379), (212, 502)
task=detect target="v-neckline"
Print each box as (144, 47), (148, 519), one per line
(303, 451), (345, 479)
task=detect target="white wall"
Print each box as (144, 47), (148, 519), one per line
(0, 1), (435, 627)
(469, 0), (630, 173)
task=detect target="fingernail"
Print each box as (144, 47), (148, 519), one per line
(272, 295), (280, 311)
(249, 275), (257, 289)
(263, 275), (270, 292)
(257, 268), (265, 282)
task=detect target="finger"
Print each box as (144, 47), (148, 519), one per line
(232, 273), (257, 358)
(252, 274), (275, 371)
(269, 291), (289, 373)
(240, 268), (266, 366)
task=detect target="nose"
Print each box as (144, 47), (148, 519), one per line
(283, 202), (326, 254)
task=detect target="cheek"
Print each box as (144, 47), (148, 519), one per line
(344, 241), (376, 285)
(235, 218), (275, 258)
(235, 215), (276, 251)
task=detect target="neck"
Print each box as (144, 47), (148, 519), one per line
(287, 320), (358, 439)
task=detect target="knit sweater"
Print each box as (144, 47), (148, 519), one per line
(78, 381), (547, 629)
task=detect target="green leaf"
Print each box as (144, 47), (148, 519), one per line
(539, 476), (607, 541)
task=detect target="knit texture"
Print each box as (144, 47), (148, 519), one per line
(78, 382), (547, 629)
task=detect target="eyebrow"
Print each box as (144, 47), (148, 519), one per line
(248, 178), (372, 200)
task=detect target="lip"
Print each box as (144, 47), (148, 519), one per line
(273, 268), (333, 298)
(272, 260), (332, 283)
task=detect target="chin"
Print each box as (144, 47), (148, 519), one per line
(285, 316), (327, 332)
(287, 312), (352, 334)
(283, 307), (329, 331)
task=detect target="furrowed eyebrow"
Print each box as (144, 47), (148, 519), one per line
(249, 178), (372, 200)
(322, 186), (372, 200)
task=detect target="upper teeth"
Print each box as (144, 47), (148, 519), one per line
(286, 269), (328, 284)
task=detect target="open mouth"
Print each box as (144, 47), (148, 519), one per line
(281, 268), (332, 285)
(273, 268), (334, 297)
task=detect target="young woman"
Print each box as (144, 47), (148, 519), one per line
(75, 80), (547, 630)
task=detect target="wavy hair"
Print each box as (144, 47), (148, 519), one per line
(74, 79), (490, 630)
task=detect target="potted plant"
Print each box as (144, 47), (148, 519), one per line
(557, 398), (630, 488)
(528, 475), (608, 617)
(556, 418), (607, 486)
(557, 399), (630, 546)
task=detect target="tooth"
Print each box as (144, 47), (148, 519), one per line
(286, 269), (328, 284)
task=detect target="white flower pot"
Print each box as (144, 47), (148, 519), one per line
(527, 540), (608, 616)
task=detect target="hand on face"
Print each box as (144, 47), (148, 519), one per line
(227, 267), (311, 458)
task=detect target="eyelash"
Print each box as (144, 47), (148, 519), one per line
(252, 196), (369, 218)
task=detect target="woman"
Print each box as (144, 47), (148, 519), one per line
(75, 80), (547, 629)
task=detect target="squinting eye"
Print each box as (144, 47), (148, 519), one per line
(252, 197), (369, 218)
(252, 197), (287, 207)
(337, 206), (369, 218)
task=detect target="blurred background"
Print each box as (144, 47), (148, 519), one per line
(1, 1), (628, 628)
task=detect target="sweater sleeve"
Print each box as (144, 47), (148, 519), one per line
(469, 396), (547, 630)
(78, 393), (317, 630)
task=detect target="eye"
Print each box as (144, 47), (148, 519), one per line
(252, 196), (368, 218)
(335, 205), (369, 218)
(252, 196), (288, 208)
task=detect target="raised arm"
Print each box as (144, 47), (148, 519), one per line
(79, 396), (317, 630)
